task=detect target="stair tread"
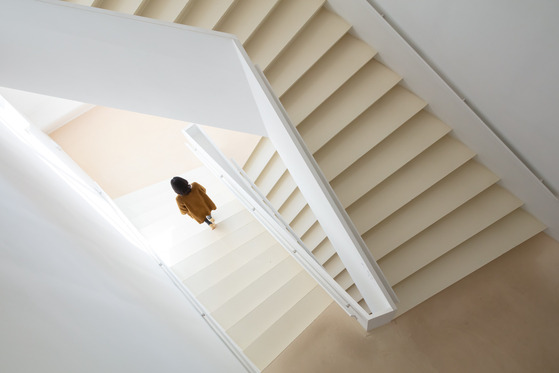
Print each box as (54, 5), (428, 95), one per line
(244, 0), (325, 70)
(345, 135), (475, 225)
(281, 34), (376, 125)
(227, 270), (317, 349)
(96, 0), (144, 14)
(172, 222), (268, 280)
(330, 110), (450, 204)
(301, 221), (327, 251)
(159, 204), (250, 266)
(178, 0), (236, 29)
(255, 152), (287, 196)
(380, 185), (524, 286)
(184, 231), (278, 295)
(393, 208), (545, 316)
(243, 137), (276, 181)
(196, 243), (289, 312)
(266, 8), (351, 97)
(364, 160), (500, 258)
(267, 172), (297, 211)
(278, 189), (307, 223)
(244, 285), (332, 369)
(298, 60), (401, 154)
(216, 0), (282, 44)
(334, 269), (354, 290)
(324, 254), (346, 278)
(312, 238), (336, 265)
(211, 255), (302, 329)
(316, 85), (426, 181)
(290, 204), (317, 237)
(139, 0), (191, 22)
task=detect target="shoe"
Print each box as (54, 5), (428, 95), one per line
(210, 223), (217, 230)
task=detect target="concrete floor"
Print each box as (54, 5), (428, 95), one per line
(265, 232), (559, 373)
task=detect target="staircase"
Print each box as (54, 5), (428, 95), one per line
(115, 167), (332, 370)
(67, 0), (546, 367)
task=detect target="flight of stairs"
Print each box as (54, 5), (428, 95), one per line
(115, 167), (332, 370)
(68, 0), (545, 340)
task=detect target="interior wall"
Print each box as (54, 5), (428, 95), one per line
(265, 232), (559, 372)
(0, 114), (246, 373)
(368, 0), (559, 195)
(50, 106), (260, 198)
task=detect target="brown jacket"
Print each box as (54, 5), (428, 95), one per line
(175, 182), (216, 224)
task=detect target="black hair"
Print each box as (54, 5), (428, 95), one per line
(171, 176), (191, 195)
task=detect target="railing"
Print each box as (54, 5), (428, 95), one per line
(183, 124), (377, 330)
(230, 40), (398, 330)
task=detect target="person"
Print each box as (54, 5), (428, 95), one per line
(171, 176), (217, 230)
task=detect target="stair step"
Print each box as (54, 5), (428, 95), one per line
(364, 160), (499, 258)
(216, 0), (281, 44)
(299, 59), (401, 154)
(380, 185), (524, 286)
(334, 269), (354, 290)
(393, 208), (545, 316)
(184, 231), (278, 295)
(278, 189), (307, 223)
(290, 205), (317, 237)
(160, 205), (251, 266)
(323, 254), (346, 278)
(244, 0), (325, 70)
(243, 137), (276, 181)
(227, 270), (317, 349)
(281, 34), (376, 126)
(330, 110), (450, 204)
(171, 221), (267, 280)
(139, 0), (192, 22)
(312, 239), (336, 265)
(346, 284), (363, 303)
(196, 243), (290, 312)
(316, 85), (426, 181)
(177, 0), (236, 29)
(265, 8), (351, 97)
(95, 0), (145, 14)
(254, 152), (287, 196)
(301, 221), (327, 251)
(344, 135), (475, 221)
(267, 172), (297, 211)
(211, 255), (302, 329)
(244, 285), (332, 370)
(358, 299), (371, 314)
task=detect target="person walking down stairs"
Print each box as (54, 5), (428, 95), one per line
(171, 176), (217, 230)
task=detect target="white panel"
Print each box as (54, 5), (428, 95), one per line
(0, 0), (266, 136)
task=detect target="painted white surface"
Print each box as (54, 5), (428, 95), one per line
(326, 0), (559, 240)
(0, 0), (266, 136)
(231, 44), (398, 324)
(0, 98), (246, 373)
(0, 87), (93, 133)
(368, 0), (559, 195)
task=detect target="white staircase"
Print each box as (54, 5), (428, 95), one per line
(67, 0), (546, 366)
(115, 167), (332, 370)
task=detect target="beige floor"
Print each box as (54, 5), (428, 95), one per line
(265, 232), (559, 373)
(51, 107), (559, 372)
(50, 106), (260, 198)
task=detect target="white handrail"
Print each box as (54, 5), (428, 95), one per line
(183, 124), (376, 330)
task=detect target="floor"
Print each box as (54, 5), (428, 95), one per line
(265, 232), (559, 373)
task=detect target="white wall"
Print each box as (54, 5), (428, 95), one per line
(0, 0), (266, 136)
(368, 0), (559, 195)
(0, 105), (245, 372)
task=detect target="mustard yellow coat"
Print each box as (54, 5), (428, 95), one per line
(175, 182), (216, 224)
